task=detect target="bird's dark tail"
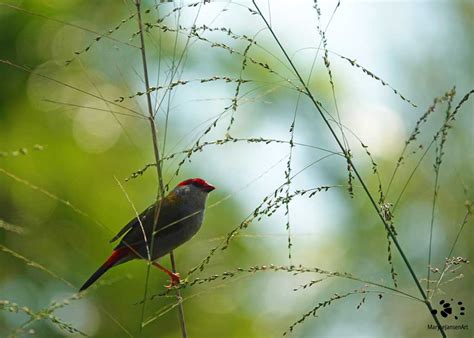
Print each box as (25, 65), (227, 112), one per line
(79, 247), (130, 291)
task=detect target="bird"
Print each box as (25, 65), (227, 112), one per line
(79, 178), (215, 291)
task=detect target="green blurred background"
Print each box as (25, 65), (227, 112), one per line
(0, 1), (472, 337)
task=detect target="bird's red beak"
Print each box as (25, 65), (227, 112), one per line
(202, 182), (215, 192)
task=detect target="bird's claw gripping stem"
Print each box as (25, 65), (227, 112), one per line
(165, 272), (181, 289)
(151, 261), (181, 288)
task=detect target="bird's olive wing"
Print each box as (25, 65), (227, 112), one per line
(109, 204), (154, 243)
(112, 196), (183, 251)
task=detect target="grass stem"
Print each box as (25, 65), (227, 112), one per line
(135, 1), (187, 337)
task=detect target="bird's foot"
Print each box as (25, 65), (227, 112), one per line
(165, 272), (181, 289)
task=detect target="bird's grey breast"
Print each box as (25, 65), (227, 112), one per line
(178, 202), (205, 239)
(150, 201), (206, 259)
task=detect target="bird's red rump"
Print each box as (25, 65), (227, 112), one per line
(177, 178), (215, 191)
(105, 247), (131, 267)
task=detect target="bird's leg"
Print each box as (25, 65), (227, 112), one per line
(152, 261), (181, 288)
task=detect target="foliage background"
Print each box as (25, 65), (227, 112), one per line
(0, 1), (472, 337)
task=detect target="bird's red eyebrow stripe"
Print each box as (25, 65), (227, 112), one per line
(177, 178), (207, 187)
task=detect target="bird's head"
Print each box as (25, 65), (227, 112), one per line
(173, 178), (216, 207)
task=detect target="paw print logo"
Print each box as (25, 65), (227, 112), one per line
(431, 299), (466, 319)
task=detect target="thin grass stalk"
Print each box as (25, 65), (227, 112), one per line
(135, 1), (187, 337)
(252, 1), (445, 336)
(427, 93), (454, 297)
